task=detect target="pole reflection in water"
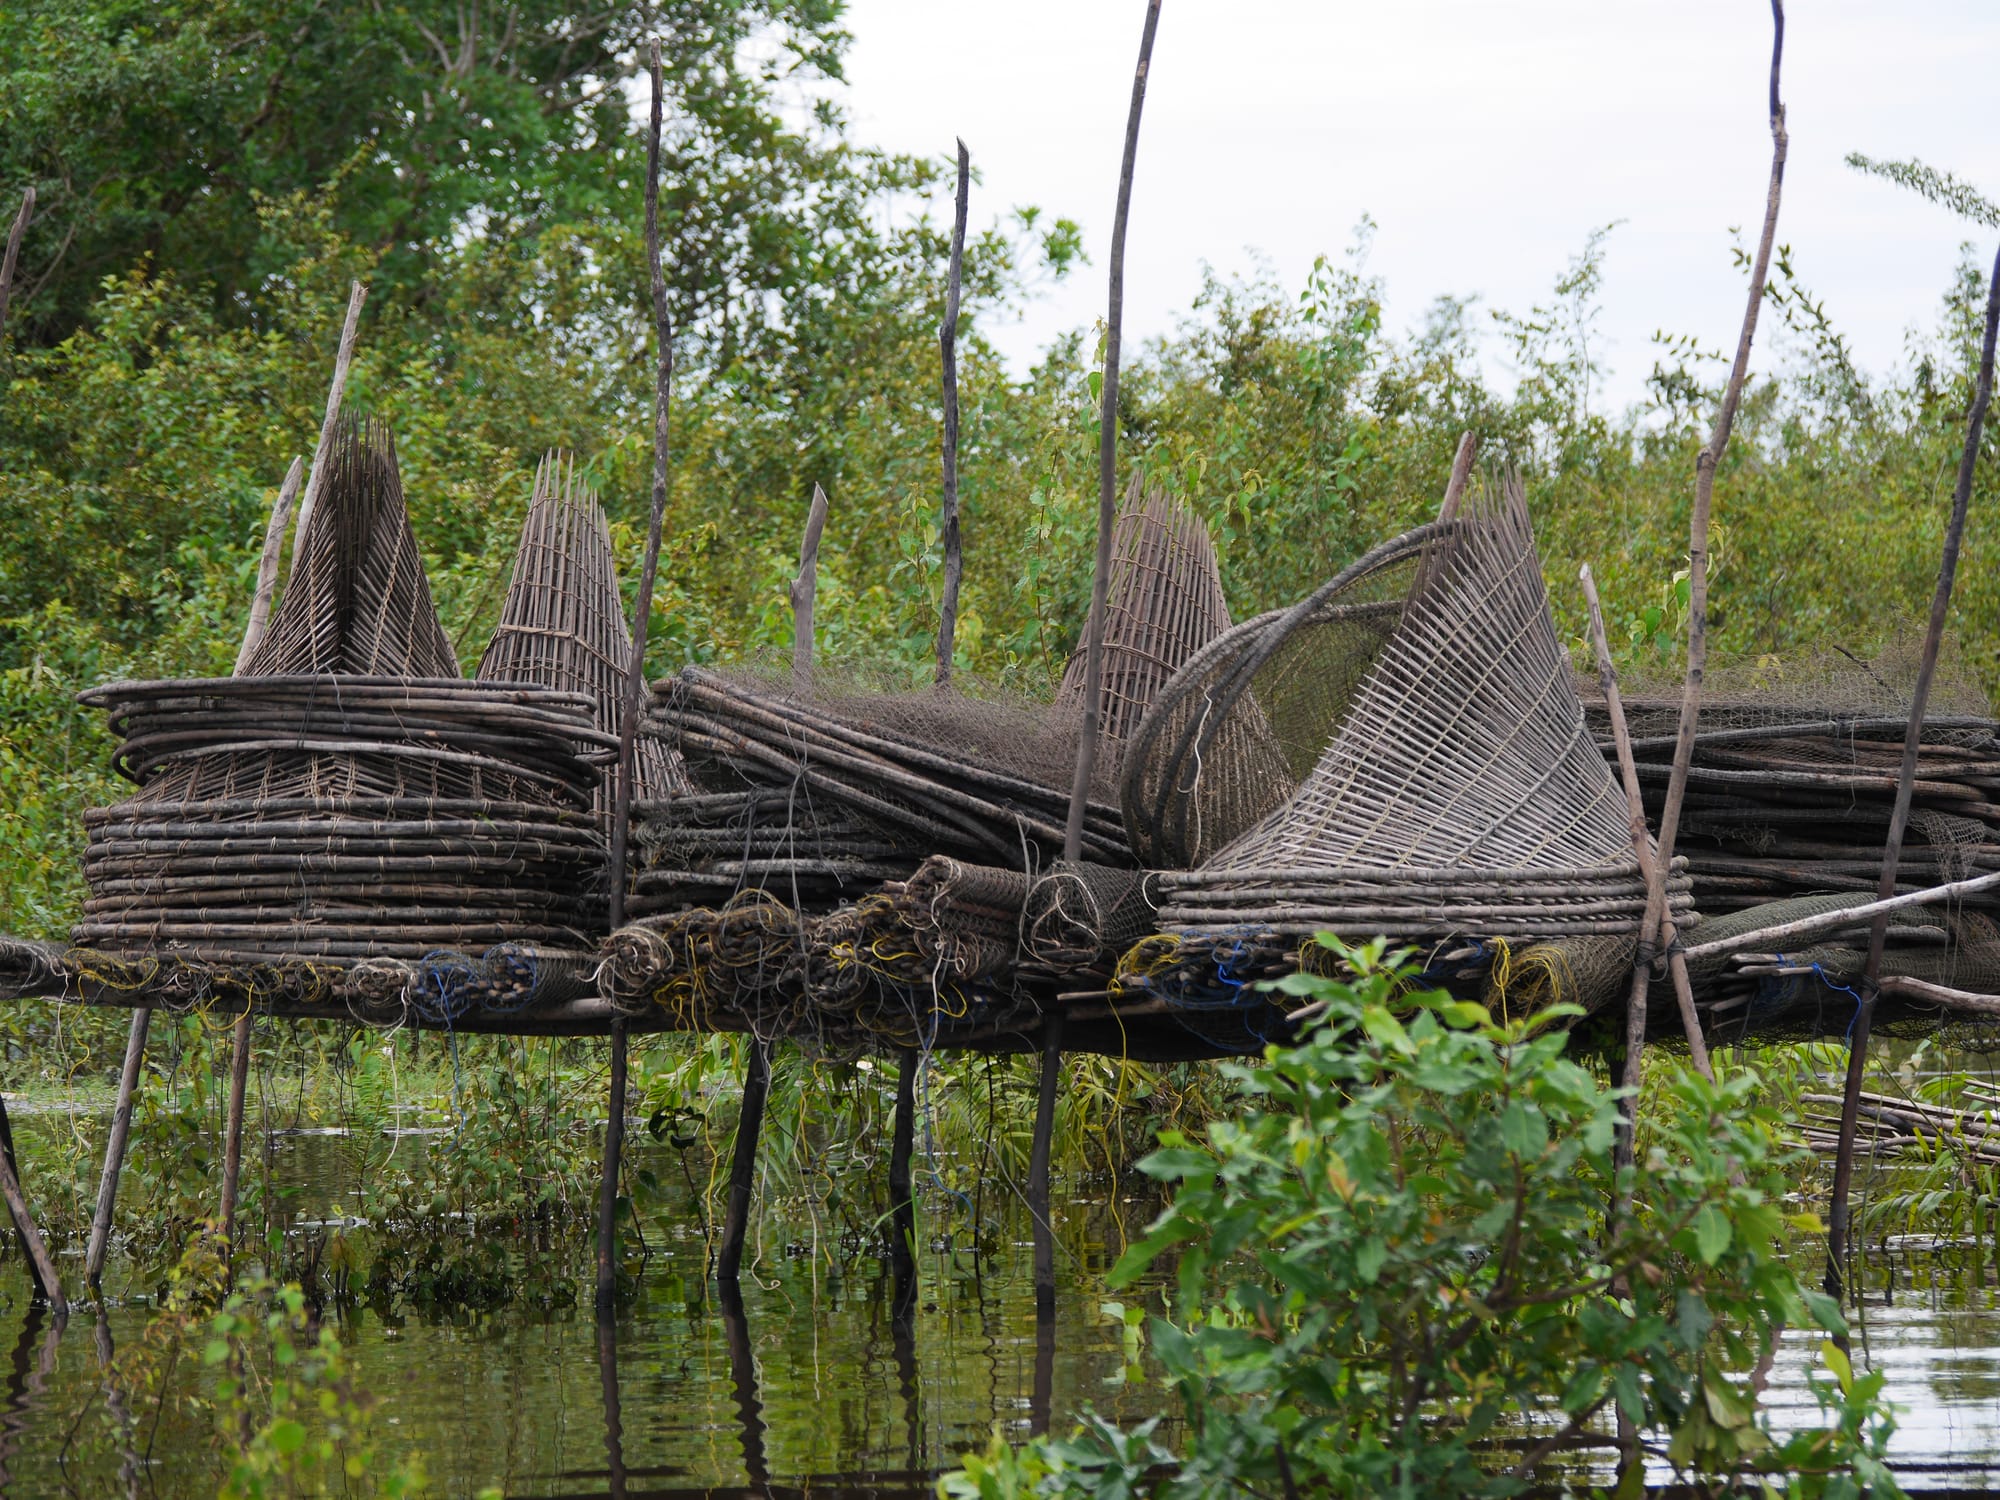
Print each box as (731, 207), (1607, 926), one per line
(1030, 1304), (1057, 1440)
(0, 1301), (57, 1497)
(719, 1279), (770, 1496)
(94, 1309), (142, 1500)
(596, 1310), (627, 1500)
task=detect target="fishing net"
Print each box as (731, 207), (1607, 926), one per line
(1053, 476), (1231, 750)
(1119, 522), (1439, 869)
(1160, 474), (1693, 944)
(1586, 637), (2000, 918)
(641, 662), (1131, 914)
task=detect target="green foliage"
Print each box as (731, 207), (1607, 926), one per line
(948, 940), (1904, 1498)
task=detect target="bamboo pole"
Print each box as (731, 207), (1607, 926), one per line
(1827, 238), (2000, 1289)
(234, 458), (305, 677)
(0, 1101), (61, 1313)
(1580, 565), (1656, 1183)
(83, 1007), (150, 1289)
(790, 484), (829, 686)
(935, 140), (971, 687)
(600, 38), (676, 1314)
(596, 1311), (628, 1500)
(1582, 566), (1712, 1083)
(719, 1039), (772, 1284)
(0, 187), (32, 354)
(1042, 0), (1163, 1315)
(1638, 0), (1786, 1086)
(217, 1010), (253, 1277)
(1682, 867), (2000, 964)
(285, 281), (367, 574)
(888, 1047), (917, 1271)
(1063, 0), (1162, 861)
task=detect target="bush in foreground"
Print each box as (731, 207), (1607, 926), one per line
(944, 939), (1901, 1499)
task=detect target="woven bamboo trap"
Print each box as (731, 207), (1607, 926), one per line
(1054, 475), (1232, 751)
(73, 423), (615, 990)
(1159, 473), (1696, 943)
(1119, 522), (1441, 869)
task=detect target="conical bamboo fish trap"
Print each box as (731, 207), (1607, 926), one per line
(1120, 523), (1439, 868)
(241, 418), (458, 679)
(1054, 475), (1231, 751)
(476, 451), (685, 811)
(74, 424), (613, 975)
(1159, 474), (1694, 941)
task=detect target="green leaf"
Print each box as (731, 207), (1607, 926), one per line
(267, 1418), (308, 1456)
(1820, 1339), (1854, 1394)
(1693, 1204), (1732, 1264)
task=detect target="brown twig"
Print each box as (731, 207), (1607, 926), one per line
(1828, 235), (2000, 1288)
(791, 483), (829, 686)
(1641, 0), (1787, 1083)
(285, 281), (368, 573)
(935, 139), (970, 687)
(1064, 0), (1163, 862)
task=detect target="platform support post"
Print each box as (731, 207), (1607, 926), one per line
(85, 1007), (151, 1290)
(1028, 1012), (1064, 1313)
(218, 1010), (253, 1279)
(0, 1100), (62, 1314)
(719, 1038), (771, 1284)
(596, 1019), (629, 1314)
(888, 1048), (917, 1268)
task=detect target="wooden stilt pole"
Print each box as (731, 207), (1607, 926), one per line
(1027, 1011), (1065, 1314)
(284, 282), (368, 582)
(1641, 0), (1787, 1086)
(90, 401), (305, 1298)
(1828, 238), (2000, 1296)
(888, 1048), (918, 1283)
(790, 484), (829, 687)
(596, 1022), (628, 1315)
(217, 1010), (253, 1277)
(84, 1006), (151, 1290)
(719, 1039), (772, 1285)
(598, 38), (675, 1313)
(1062, 0), (1163, 860)
(0, 187), (33, 355)
(1044, 0), (1163, 1320)
(934, 139), (971, 687)
(0, 1102), (61, 1313)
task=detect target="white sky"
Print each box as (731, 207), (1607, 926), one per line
(839, 0), (2000, 413)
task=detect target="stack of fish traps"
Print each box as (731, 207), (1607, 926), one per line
(72, 425), (618, 1024)
(607, 480), (1233, 1049)
(1587, 651), (2000, 1042)
(1121, 475), (1697, 1046)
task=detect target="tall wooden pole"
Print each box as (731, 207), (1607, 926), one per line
(1827, 240), (2000, 1292)
(0, 187), (32, 355)
(1039, 0), (1163, 1315)
(791, 484), (829, 686)
(284, 282), (367, 579)
(935, 140), (971, 686)
(217, 1011), (253, 1278)
(600, 39), (676, 1316)
(1635, 0), (1787, 1088)
(0, 1103), (61, 1313)
(719, 1038), (772, 1284)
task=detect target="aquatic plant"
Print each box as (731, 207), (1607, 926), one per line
(945, 940), (1904, 1498)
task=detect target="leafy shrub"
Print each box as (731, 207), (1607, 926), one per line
(945, 940), (1903, 1499)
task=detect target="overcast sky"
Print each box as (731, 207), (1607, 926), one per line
(837, 0), (2000, 413)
